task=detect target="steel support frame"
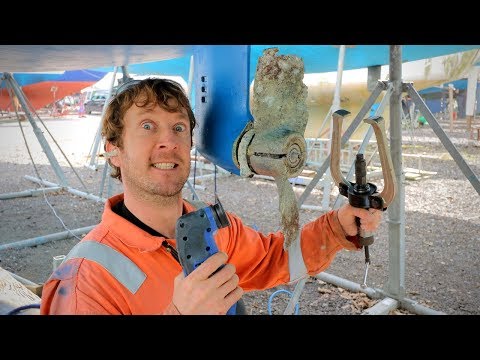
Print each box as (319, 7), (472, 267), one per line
(301, 45), (347, 211)
(405, 83), (480, 195)
(286, 45), (478, 315)
(1, 72), (68, 187)
(86, 66), (119, 170)
(0, 59), (204, 251)
(0, 73), (105, 250)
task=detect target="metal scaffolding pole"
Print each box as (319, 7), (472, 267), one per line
(301, 45), (347, 211)
(284, 75), (387, 316)
(332, 83), (393, 210)
(0, 225), (96, 252)
(2, 72), (68, 186)
(285, 46), (454, 315)
(297, 81), (387, 207)
(87, 66), (118, 170)
(24, 175), (107, 203)
(406, 83), (480, 195)
(321, 45), (346, 210)
(315, 272), (445, 315)
(385, 45), (406, 298)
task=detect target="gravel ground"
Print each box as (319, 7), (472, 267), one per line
(0, 114), (478, 315)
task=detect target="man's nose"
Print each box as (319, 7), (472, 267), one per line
(155, 130), (179, 149)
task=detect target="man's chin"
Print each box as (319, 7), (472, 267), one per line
(151, 184), (185, 198)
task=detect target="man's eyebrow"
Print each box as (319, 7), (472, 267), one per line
(133, 108), (189, 121)
(175, 112), (189, 120)
(136, 108), (154, 115)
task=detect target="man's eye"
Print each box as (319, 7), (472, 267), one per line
(142, 122), (153, 130)
(174, 123), (186, 132)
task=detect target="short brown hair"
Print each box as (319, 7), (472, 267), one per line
(101, 78), (196, 181)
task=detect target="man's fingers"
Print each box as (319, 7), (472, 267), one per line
(218, 272), (239, 295)
(338, 203), (383, 237)
(224, 286), (244, 310)
(210, 263), (237, 286)
(351, 206), (381, 220)
(189, 252), (228, 280)
(356, 208), (382, 231)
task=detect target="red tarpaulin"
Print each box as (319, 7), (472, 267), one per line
(0, 69), (106, 112)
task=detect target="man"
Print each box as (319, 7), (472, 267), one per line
(40, 78), (383, 315)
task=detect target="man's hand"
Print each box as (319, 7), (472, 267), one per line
(337, 203), (383, 237)
(171, 252), (244, 315)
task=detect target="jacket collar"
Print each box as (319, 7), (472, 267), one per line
(102, 193), (197, 252)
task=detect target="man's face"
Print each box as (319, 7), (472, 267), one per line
(110, 99), (192, 201)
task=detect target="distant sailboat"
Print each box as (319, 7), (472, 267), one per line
(300, 49), (480, 139)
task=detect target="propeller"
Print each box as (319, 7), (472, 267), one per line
(233, 48), (308, 249)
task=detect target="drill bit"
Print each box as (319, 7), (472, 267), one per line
(361, 246), (370, 288)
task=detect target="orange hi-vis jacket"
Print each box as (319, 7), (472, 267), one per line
(40, 193), (360, 315)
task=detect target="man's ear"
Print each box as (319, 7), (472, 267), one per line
(105, 142), (120, 167)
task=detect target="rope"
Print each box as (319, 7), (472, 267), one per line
(6, 303), (41, 315)
(214, 164), (218, 199)
(15, 111), (81, 240)
(10, 84), (91, 193)
(268, 289), (299, 315)
(31, 109), (90, 193)
(14, 102), (82, 241)
(193, 147), (198, 201)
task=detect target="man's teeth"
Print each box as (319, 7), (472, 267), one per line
(152, 163), (175, 169)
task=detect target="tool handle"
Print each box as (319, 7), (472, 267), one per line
(355, 216), (375, 247)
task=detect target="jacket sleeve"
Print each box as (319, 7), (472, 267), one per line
(300, 209), (361, 276)
(40, 258), (129, 315)
(215, 209), (360, 292)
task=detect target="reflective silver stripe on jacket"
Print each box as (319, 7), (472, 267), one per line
(62, 241), (146, 294)
(287, 233), (308, 283)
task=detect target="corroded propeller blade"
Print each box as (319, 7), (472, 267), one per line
(235, 47), (309, 249)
